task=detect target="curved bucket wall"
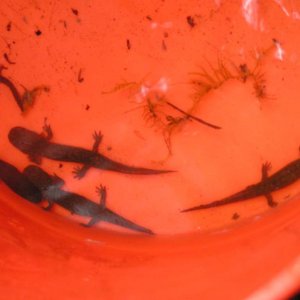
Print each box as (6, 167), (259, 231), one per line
(1, 1), (300, 299)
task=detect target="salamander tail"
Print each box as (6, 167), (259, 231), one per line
(102, 209), (155, 234)
(181, 190), (249, 212)
(119, 167), (175, 175)
(101, 159), (175, 175)
(181, 203), (213, 212)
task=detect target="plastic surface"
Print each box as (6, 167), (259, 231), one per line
(1, 0), (300, 299)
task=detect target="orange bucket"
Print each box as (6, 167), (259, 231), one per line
(1, 1), (300, 299)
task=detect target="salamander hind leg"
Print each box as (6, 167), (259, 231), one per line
(265, 193), (277, 207)
(261, 161), (277, 207)
(92, 131), (103, 152)
(42, 118), (53, 140)
(261, 161), (272, 181)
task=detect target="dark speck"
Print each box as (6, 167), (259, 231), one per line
(62, 20), (67, 29)
(163, 32), (169, 38)
(71, 8), (79, 16)
(6, 22), (12, 31)
(107, 146), (112, 151)
(85, 104), (90, 110)
(232, 213), (240, 220)
(126, 39), (131, 50)
(146, 15), (152, 21)
(35, 29), (42, 36)
(78, 68), (84, 83)
(59, 163), (63, 168)
(239, 63), (248, 73)
(187, 16), (196, 28)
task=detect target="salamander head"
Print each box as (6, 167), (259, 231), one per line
(8, 127), (43, 154)
(23, 165), (54, 190)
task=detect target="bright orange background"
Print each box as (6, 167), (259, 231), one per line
(1, 0), (300, 299)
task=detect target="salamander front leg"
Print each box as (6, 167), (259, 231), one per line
(43, 200), (54, 211)
(92, 131), (103, 152)
(96, 184), (107, 209)
(72, 132), (103, 179)
(261, 161), (277, 207)
(72, 165), (91, 179)
(81, 185), (107, 227)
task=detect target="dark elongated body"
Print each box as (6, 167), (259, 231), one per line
(182, 159), (300, 212)
(9, 126), (173, 177)
(24, 165), (154, 234)
(0, 159), (42, 203)
(0, 74), (24, 112)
